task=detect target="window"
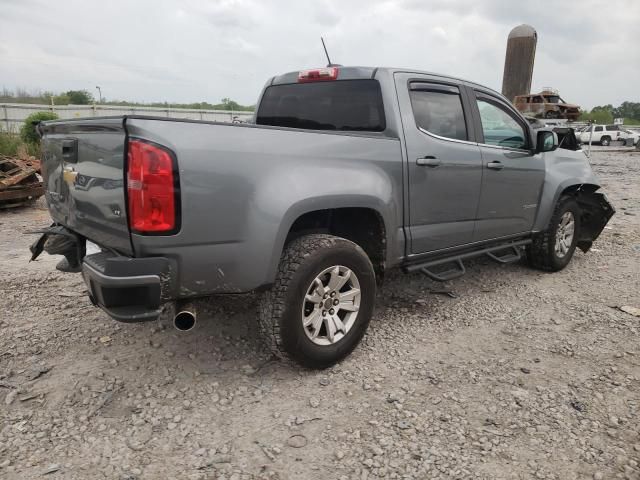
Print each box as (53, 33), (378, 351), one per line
(532, 96), (543, 104)
(605, 125), (619, 131)
(476, 97), (527, 149)
(595, 126), (603, 132)
(256, 80), (385, 132)
(409, 84), (467, 141)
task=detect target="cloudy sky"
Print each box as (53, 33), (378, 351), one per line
(1, 0), (638, 109)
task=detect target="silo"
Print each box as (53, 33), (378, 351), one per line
(501, 24), (537, 103)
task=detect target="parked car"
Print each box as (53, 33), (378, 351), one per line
(514, 89), (581, 121)
(620, 127), (640, 146)
(32, 66), (614, 368)
(575, 124), (626, 146)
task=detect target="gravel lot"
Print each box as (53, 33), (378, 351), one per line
(1, 149), (639, 480)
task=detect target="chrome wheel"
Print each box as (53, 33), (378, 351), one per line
(555, 211), (575, 258)
(301, 265), (361, 346)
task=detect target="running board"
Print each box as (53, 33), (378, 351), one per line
(404, 239), (532, 282)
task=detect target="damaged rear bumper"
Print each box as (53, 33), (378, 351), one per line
(82, 252), (172, 323)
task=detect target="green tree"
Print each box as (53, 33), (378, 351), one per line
(220, 98), (242, 111)
(65, 90), (94, 105)
(20, 111), (59, 144)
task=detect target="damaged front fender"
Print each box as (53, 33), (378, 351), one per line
(576, 192), (615, 253)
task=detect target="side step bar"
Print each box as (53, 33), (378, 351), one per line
(404, 239), (532, 282)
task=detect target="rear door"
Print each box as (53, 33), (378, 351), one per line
(394, 72), (482, 254)
(40, 118), (132, 253)
(469, 89), (545, 241)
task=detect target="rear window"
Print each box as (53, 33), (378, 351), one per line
(256, 80), (386, 132)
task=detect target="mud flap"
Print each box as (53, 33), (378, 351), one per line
(576, 193), (615, 253)
(29, 224), (86, 272)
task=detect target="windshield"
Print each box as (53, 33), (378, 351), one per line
(256, 79), (386, 132)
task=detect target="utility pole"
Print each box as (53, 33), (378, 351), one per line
(95, 86), (102, 103)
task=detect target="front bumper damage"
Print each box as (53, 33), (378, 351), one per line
(576, 192), (615, 252)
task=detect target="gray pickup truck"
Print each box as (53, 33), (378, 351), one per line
(32, 66), (614, 368)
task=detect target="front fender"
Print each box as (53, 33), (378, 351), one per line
(532, 149), (601, 232)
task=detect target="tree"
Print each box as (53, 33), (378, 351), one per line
(65, 90), (94, 105)
(220, 98), (241, 111)
(20, 111), (59, 144)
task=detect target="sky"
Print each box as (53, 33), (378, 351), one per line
(1, 0), (639, 109)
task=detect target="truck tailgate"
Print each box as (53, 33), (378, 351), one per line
(40, 117), (132, 254)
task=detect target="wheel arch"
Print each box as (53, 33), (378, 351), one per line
(268, 200), (391, 285)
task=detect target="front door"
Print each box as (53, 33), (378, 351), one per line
(471, 90), (545, 241)
(394, 73), (483, 254)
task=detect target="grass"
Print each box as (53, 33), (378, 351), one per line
(0, 131), (39, 157)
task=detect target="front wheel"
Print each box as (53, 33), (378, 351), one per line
(600, 136), (611, 146)
(258, 234), (376, 368)
(527, 197), (581, 271)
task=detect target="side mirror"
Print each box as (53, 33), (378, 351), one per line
(537, 130), (558, 153)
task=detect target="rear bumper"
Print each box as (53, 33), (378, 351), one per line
(82, 252), (172, 322)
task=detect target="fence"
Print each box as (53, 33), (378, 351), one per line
(0, 103), (254, 132)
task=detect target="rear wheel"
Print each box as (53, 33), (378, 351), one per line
(258, 234), (376, 368)
(600, 136), (611, 146)
(527, 197), (581, 271)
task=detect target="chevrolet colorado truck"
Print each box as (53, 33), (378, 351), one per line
(32, 66), (614, 368)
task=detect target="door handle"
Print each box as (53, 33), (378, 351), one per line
(416, 156), (441, 167)
(487, 161), (504, 170)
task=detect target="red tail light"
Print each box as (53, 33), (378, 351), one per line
(127, 139), (179, 234)
(298, 67), (339, 83)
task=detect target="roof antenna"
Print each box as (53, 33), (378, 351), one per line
(321, 37), (340, 67)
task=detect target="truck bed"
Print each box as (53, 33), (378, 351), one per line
(40, 116), (403, 297)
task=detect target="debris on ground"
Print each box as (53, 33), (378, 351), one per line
(619, 305), (640, 317)
(0, 154), (44, 208)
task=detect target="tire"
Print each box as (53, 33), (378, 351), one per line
(600, 136), (610, 146)
(545, 110), (558, 119)
(258, 234), (376, 369)
(527, 197), (581, 272)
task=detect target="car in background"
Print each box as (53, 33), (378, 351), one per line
(575, 124), (625, 146)
(514, 89), (581, 121)
(620, 127), (640, 146)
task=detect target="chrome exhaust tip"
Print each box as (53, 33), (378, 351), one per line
(173, 302), (196, 332)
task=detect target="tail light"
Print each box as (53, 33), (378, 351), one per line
(126, 139), (179, 234)
(298, 67), (338, 83)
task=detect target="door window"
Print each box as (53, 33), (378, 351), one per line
(595, 126), (603, 132)
(409, 84), (467, 141)
(476, 98), (527, 150)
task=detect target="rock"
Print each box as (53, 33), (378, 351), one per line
(335, 451), (345, 461)
(396, 421), (411, 430)
(319, 378), (330, 386)
(309, 398), (320, 408)
(520, 367), (531, 374)
(620, 306), (640, 317)
(4, 390), (17, 406)
(42, 464), (60, 475)
(593, 472), (604, 480)
(99, 336), (111, 344)
(287, 434), (308, 448)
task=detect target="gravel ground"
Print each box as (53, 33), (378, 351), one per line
(1, 149), (639, 480)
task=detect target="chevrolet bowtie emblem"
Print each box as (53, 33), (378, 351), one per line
(63, 169), (78, 184)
